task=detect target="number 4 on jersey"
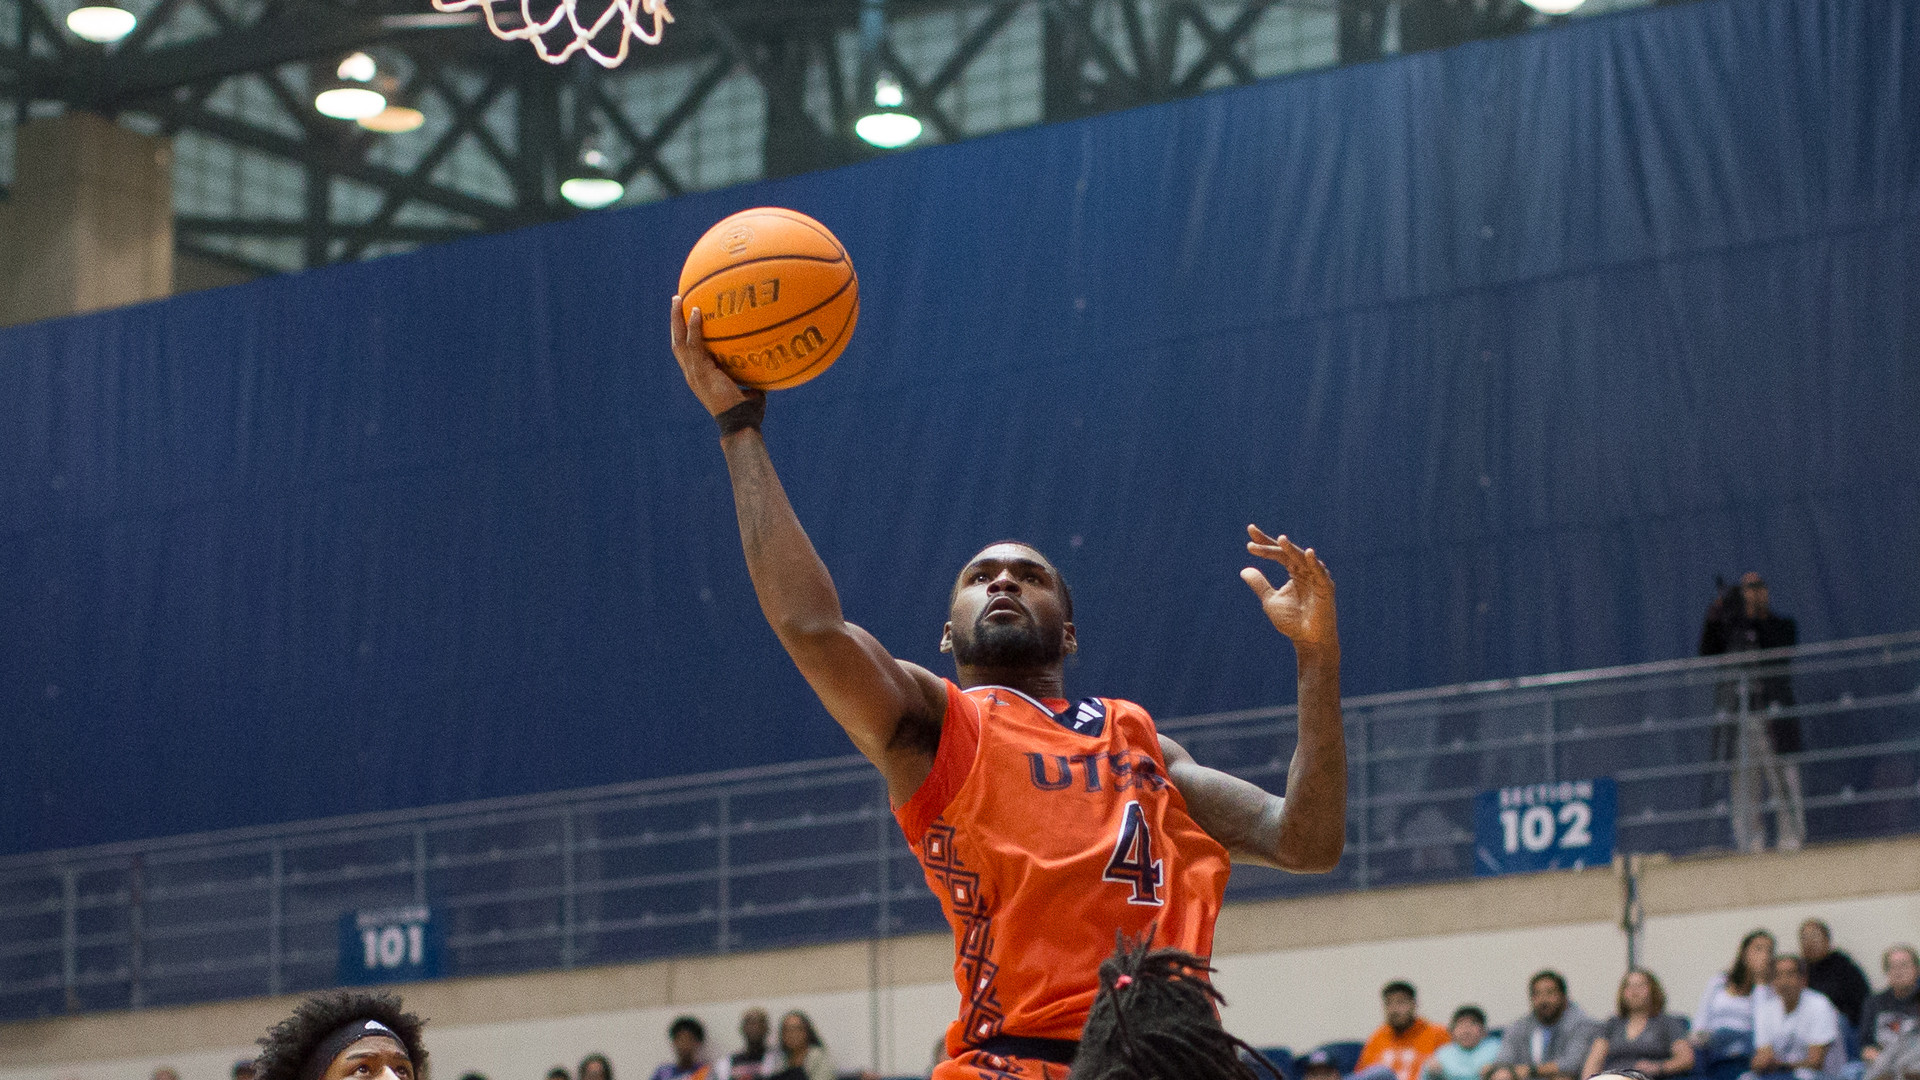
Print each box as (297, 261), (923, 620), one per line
(1103, 801), (1164, 905)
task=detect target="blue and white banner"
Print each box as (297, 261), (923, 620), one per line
(1473, 778), (1618, 876)
(339, 905), (440, 984)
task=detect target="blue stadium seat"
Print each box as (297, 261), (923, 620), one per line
(1313, 1041), (1365, 1076)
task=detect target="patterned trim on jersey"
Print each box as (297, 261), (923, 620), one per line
(921, 818), (1005, 1045)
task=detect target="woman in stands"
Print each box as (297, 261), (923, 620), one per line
(767, 1011), (834, 1080)
(1583, 970), (1695, 1079)
(253, 990), (426, 1080)
(1692, 930), (1781, 1072)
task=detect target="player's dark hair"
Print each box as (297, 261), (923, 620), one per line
(1069, 934), (1270, 1080)
(670, 1016), (706, 1042)
(254, 990), (426, 1080)
(580, 1053), (615, 1080)
(1381, 980), (1416, 1000)
(1729, 929), (1777, 993)
(1450, 1006), (1487, 1027)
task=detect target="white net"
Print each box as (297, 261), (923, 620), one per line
(430, 0), (671, 67)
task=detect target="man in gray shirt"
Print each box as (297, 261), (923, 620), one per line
(1486, 971), (1603, 1080)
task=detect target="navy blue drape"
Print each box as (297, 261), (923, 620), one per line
(3, 0), (1915, 854)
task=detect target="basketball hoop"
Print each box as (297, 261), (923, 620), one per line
(429, 0), (670, 67)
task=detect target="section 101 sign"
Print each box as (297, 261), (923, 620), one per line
(1473, 778), (1617, 876)
(339, 905), (440, 985)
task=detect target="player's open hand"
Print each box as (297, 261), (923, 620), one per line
(1240, 525), (1338, 653)
(670, 295), (755, 418)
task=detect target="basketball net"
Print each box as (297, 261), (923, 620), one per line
(430, 0), (670, 67)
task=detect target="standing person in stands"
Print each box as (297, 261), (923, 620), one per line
(1485, 971), (1601, 1080)
(1427, 1007), (1502, 1080)
(253, 991), (427, 1080)
(1695, 930), (1783, 1067)
(732, 1009), (773, 1080)
(1863, 946), (1920, 1066)
(670, 301), (1346, 1080)
(767, 1011), (834, 1080)
(1700, 572), (1805, 852)
(1582, 970), (1695, 1079)
(1800, 920), (1871, 1030)
(653, 1018), (714, 1080)
(1747, 956), (1846, 1080)
(1356, 982), (1452, 1080)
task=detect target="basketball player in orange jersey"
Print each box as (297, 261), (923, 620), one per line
(670, 298), (1347, 1080)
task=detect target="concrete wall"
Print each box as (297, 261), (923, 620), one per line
(0, 111), (173, 328)
(4, 837), (1914, 1080)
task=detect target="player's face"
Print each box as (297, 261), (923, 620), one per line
(942, 544), (1074, 668)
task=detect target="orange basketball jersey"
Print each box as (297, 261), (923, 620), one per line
(896, 680), (1232, 1055)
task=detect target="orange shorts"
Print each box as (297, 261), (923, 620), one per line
(932, 1050), (1072, 1080)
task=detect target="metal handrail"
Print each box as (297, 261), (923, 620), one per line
(2, 630), (1915, 1020)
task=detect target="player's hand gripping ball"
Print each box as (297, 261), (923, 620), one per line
(677, 207), (859, 390)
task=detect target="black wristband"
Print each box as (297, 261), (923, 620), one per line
(715, 393), (766, 437)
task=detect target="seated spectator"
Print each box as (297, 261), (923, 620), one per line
(1426, 1007), (1503, 1080)
(583, 1057), (614, 1080)
(1583, 970), (1695, 1079)
(1357, 982), (1453, 1080)
(1862, 947), (1920, 1064)
(1746, 956), (1847, 1080)
(235, 1062), (259, 1080)
(653, 1019), (714, 1080)
(1486, 971), (1601, 1080)
(768, 1011), (833, 1080)
(1696, 930), (1783, 1066)
(732, 1009), (772, 1080)
(1307, 1050), (1346, 1080)
(550, 1069), (572, 1080)
(153, 1069), (181, 1080)
(1803, 921), (1871, 1030)
(1864, 1028), (1920, 1080)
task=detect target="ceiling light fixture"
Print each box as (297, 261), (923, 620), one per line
(66, 5), (137, 43)
(1519, 0), (1585, 13)
(855, 74), (922, 149)
(560, 148), (624, 209)
(314, 52), (386, 121)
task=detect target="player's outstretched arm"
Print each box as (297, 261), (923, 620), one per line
(670, 297), (947, 804)
(1162, 527), (1346, 872)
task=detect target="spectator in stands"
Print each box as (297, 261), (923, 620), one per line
(1307, 1050), (1346, 1080)
(1748, 955), (1847, 1080)
(253, 990), (427, 1080)
(1487, 971), (1600, 1080)
(153, 1069), (180, 1080)
(1862, 946), (1920, 1065)
(1583, 970), (1695, 1079)
(1358, 981), (1452, 1080)
(732, 1009), (772, 1080)
(550, 1068), (572, 1080)
(1426, 1006), (1503, 1080)
(1801, 920), (1871, 1029)
(1864, 1027), (1920, 1080)
(653, 1018), (714, 1080)
(1694, 929), (1782, 1066)
(235, 1061), (259, 1080)
(767, 1011), (833, 1080)
(1700, 572), (1805, 852)
(583, 1055), (614, 1080)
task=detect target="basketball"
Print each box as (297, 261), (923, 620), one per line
(678, 207), (860, 391)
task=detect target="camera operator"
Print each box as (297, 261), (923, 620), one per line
(1700, 572), (1805, 853)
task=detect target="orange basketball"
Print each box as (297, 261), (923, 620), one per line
(678, 207), (859, 390)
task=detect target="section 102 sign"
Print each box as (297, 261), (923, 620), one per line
(339, 905), (440, 985)
(1473, 778), (1617, 876)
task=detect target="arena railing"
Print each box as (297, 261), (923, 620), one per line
(2, 631), (1916, 1021)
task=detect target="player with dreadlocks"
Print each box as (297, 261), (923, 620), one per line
(1069, 935), (1270, 1080)
(253, 990), (427, 1080)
